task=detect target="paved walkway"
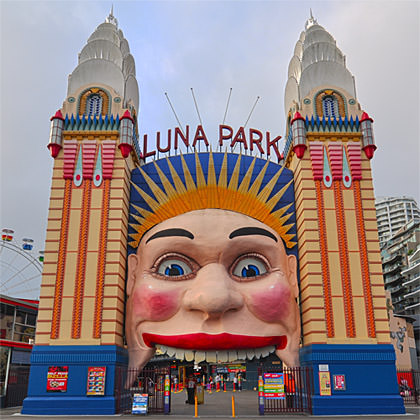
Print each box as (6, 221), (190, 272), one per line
(1, 390), (418, 419)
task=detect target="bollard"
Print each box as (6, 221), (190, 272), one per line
(224, 382), (227, 392)
(233, 383), (236, 392)
(231, 395), (236, 418)
(194, 394), (198, 418)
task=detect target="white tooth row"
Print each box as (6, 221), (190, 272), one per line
(156, 345), (276, 362)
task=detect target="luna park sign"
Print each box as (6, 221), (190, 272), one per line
(140, 124), (282, 160)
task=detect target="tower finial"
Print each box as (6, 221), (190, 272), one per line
(305, 9), (317, 30)
(105, 4), (118, 28)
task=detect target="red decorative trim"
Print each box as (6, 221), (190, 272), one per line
(293, 144), (307, 159)
(47, 143), (62, 158)
(51, 179), (72, 339)
(102, 141), (116, 179)
(121, 109), (134, 123)
(118, 143), (133, 158)
(353, 181), (376, 337)
(363, 144), (377, 160)
(333, 181), (355, 337)
(0, 297), (38, 311)
(50, 110), (64, 121)
(309, 142), (324, 180)
(0, 340), (33, 349)
(346, 143), (362, 180)
(328, 143), (343, 180)
(315, 180), (334, 337)
(360, 112), (373, 123)
(62, 140), (78, 180)
(93, 179), (111, 339)
(82, 141), (97, 180)
(71, 179), (92, 338)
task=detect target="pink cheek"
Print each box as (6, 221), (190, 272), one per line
(248, 282), (291, 322)
(132, 284), (181, 321)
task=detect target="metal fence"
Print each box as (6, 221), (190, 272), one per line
(5, 365), (30, 407)
(397, 370), (420, 405)
(115, 366), (170, 414)
(257, 366), (313, 414)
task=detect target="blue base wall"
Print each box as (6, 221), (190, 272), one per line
(300, 344), (405, 415)
(22, 345), (128, 415)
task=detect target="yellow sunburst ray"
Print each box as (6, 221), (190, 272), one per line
(131, 203), (153, 220)
(265, 179), (293, 212)
(237, 156), (257, 194)
(257, 164), (286, 203)
(130, 181), (160, 213)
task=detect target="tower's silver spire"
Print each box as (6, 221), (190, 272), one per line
(106, 4), (118, 28)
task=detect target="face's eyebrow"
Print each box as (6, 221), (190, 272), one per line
(229, 227), (278, 242)
(145, 228), (194, 244)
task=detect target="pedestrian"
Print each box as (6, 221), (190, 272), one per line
(186, 375), (196, 404)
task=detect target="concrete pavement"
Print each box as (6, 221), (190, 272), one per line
(1, 389), (418, 419)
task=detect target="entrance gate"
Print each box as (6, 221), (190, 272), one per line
(258, 366), (313, 414)
(116, 366), (170, 414)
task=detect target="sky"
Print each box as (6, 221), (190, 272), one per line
(0, 0), (419, 297)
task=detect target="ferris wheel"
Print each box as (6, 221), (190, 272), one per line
(0, 229), (43, 300)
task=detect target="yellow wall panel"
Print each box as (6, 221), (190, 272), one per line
(58, 297), (74, 341)
(63, 253), (78, 296)
(35, 321), (52, 333)
(37, 310), (53, 321)
(353, 296), (368, 338)
(376, 333), (391, 343)
(342, 190), (355, 209)
(84, 253), (99, 296)
(328, 253), (343, 295)
(348, 253), (363, 295)
(344, 210), (359, 251)
(323, 189), (335, 209)
(91, 188), (103, 208)
(67, 209), (81, 251)
(360, 189), (375, 200)
(87, 209), (101, 251)
(332, 297), (346, 340)
(325, 210), (339, 251)
(48, 209), (64, 219)
(49, 199), (64, 208)
(110, 188), (126, 199)
(71, 188), (83, 208)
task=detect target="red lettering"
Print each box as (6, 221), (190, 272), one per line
(157, 130), (171, 153)
(249, 128), (264, 154)
(174, 126), (189, 150)
(219, 125), (233, 147)
(230, 127), (248, 150)
(140, 134), (156, 160)
(192, 125), (209, 148)
(266, 133), (282, 161)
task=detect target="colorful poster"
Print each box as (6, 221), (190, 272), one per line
(333, 374), (346, 390)
(132, 393), (148, 414)
(263, 373), (285, 399)
(86, 366), (106, 396)
(319, 371), (331, 396)
(46, 366), (68, 392)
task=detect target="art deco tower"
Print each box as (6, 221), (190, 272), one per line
(283, 14), (404, 414)
(23, 10), (140, 414)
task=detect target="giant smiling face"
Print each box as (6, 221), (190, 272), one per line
(126, 209), (300, 372)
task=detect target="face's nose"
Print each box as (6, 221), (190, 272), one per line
(182, 263), (244, 319)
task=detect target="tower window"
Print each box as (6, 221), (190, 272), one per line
(322, 96), (339, 118)
(86, 94), (103, 116)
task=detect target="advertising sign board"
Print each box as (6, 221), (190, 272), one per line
(333, 374), (346, 390)
(132, 393), (148, 414)
(319, 371), (332, 396)
(86, 366), (106, 396)
(263, 372), (285, 399)
(46, 366), (68, 392)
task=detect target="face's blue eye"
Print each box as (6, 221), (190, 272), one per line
(241, 264), (260, 277)
(233, 257), (267, 279)
(164, 264), (184, 276)
(157, 259), (192, 278)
